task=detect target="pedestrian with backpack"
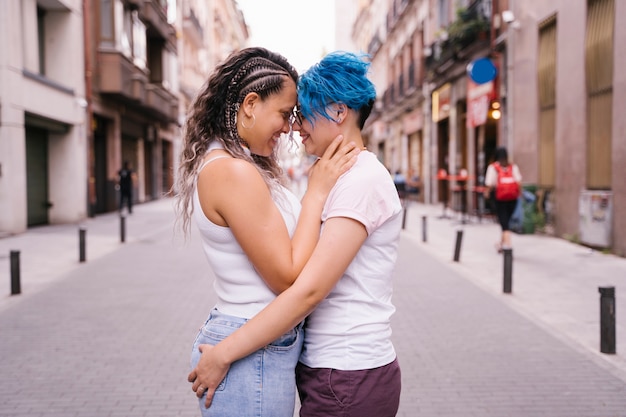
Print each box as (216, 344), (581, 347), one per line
(484, 146), (522, 252)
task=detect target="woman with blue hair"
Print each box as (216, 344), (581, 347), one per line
(189, 51), (403, 416)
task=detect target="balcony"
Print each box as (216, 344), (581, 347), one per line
(145, 83), (179, 122)
(425, 3), (490, 79)
(446, 3), (490, 52)
(98, 50), (178, 122)
(98, 50), (147, 102)
(382, 66), (422, 117)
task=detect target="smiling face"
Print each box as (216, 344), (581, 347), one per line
(238, 77), (297, 157)
(292, 105), (343, 158)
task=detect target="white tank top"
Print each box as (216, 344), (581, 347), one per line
(192, 144), (301, 319)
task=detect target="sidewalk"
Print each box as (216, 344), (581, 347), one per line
(2, 198), (624, 370)
(0, 199), (179, 313)
(1, 197), (625, 416)
(400, 200), (626, 381)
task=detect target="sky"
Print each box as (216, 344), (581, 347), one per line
(236, 0), (336, 73)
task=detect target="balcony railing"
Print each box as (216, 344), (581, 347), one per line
(447, 2), (490, 51)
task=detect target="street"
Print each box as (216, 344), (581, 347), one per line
(0, 199), (625, 416)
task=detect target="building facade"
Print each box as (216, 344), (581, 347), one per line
(0, 0), (88, 234)
(176, 0), (247, 188)
(0, 0), (248, 237)
(349, 0), (625, 256)
(87, 0), (180, 215)
(507, 0), (625, 255)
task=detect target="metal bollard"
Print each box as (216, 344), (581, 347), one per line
(10, 250), (21, 295)
(598, 286), (616, 354)
(120, 214), (126, 243)
(79, 228), (86, 263)
(503, 248), (513, 293)
(422, 215), (427, 242)
(401, 206), (407, 230)
(453, 229), (463, 262)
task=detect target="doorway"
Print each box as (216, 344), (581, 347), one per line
(25, 126), (49, 226)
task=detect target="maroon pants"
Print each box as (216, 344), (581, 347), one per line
(296, 358), (401, 417)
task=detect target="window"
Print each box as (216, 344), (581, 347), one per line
(120, 6), (132, 57)
(585, 0), (614, 189)
(100, 0), (148, 69)
(537, 17), (557, 188)
(438, 0), (450, 28)
(37, 6), (45, 75)
(132, 11), (147, 68)
(100, 0), (114, 47)
(147, 40), (164, 84)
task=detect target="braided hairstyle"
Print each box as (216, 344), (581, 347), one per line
(174, 47), (298, 236)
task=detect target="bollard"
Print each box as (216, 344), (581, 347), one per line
(10, 250), (21, 295)
(79, 227), (86, 263)
(503, 248), (513, 293)
(422, 215), (427, 243)
(453, 229), (463, 262)
(120, 214), (126, 243)
(401, 206), (407, 230)
(598, 286), (616, 354)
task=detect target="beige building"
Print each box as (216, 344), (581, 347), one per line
(348, 0), (625, 256)
(0, 0), (247, 236)
(176, 0), (247, 190)
(0, 0), (88, 234)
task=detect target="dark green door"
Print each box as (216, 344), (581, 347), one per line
(26, 126), (49, 226)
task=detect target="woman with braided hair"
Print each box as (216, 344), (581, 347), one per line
(174, 47), (359, 416)
(188, 51), (403, 417)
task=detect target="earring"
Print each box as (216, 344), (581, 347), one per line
(335, 107), (345, 123)
(241, 114), (256, 129)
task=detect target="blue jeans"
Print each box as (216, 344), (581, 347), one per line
(190, 309), (304, 416)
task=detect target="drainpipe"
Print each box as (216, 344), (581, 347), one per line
(83, 0), (95, 217)
(506, 0), (515, 158)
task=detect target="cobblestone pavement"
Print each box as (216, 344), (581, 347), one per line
(0, 198), (624, 416)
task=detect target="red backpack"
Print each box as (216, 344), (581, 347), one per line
(494, 162), (520, 201)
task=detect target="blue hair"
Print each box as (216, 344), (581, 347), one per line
(298, 51), (376, 129)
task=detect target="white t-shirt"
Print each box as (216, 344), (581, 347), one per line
(299, 151), (403, 370)
(193, 148), (301, 319)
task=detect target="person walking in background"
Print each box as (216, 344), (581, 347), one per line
(118, 161), (133, 214)
(188, 51), (403, 417)
(406, 167), (422, 199)
(393, 169), (407, 200)
(174, 47), (359, 417)
(484, 146), (522, 252)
